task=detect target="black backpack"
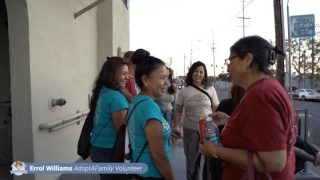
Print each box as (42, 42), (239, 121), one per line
(77, 110), (94, 159)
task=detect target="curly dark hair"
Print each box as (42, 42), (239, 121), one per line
(185, 61), (209, 88)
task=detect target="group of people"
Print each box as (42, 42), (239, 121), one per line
(85, 35), (320, 180)
(88, 49), (175, 180)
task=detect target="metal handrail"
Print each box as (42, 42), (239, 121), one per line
(74, 0), (106, 19)
(39, 109), (89, 132)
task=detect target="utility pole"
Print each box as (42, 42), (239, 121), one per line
(242, 0), (245, 37)
(238, 0), (250, 37)
(273, 0), (286, 87)
(183, 53), (186, 77)
(212, 31), (216, 86)
(190, 42), (193, 67)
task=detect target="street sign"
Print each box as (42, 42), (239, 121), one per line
(290, 14), (315, 38)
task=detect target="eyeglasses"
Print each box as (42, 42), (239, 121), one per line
(224, 55), (238, 66)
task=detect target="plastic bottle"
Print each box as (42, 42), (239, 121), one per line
(205, 117), (222, 145)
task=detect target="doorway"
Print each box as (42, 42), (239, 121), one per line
(0, 0), (13, 179)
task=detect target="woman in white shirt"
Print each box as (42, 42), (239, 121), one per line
(172, 61), (219, 180)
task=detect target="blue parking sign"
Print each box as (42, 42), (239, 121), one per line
(290, 14), (315, 38)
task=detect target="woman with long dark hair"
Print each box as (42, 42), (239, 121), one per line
(172, 61), (219, 180)
(89, 57), (129, 180)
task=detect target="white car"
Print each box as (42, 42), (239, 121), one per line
(292, 88), (320, 101)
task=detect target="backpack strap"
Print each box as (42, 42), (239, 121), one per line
(125, 99), (148, 162)
(135, 142), (148, 162)
(125, 99), (147, 125)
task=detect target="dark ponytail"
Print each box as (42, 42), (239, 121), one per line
(230, 35), (285, 75)
(132, 49), (165, 89)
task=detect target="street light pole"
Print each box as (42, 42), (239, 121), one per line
(287, 0), (292, 100)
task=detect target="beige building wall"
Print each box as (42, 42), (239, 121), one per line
(4, 0), (129, 179)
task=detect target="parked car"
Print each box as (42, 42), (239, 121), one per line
(177, 84), (185, 89)
(292, 88), (320, 101)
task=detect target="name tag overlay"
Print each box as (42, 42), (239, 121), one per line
(10, 161), (148, 176)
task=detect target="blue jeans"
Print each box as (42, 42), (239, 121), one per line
(90, 146), (113, 180)
(161, 110), (173, 127)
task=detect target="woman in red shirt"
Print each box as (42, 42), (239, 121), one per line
(199, 35), (297, 180)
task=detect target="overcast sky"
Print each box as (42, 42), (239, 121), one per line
(129, 0), (320, 77)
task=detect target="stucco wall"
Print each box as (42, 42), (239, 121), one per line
(5, 0), (34, 179)
(97, 0), (130, 68)
(6, 0), (129, 179)
(113, 0), (130, 56)
(27, 0), (98, 179)
(4, 0), (129, 178)
(97, 0), (113, 69)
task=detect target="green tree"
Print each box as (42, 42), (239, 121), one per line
(286, 34), (320, 88)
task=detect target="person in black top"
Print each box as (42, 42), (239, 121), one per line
(203, 85), (245, 180)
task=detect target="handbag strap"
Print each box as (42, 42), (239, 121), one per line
(246, 152), (272, 180)
(189, 84), (213, 108)
(244, 109), (295, 180)
(247, 152), (255, 180)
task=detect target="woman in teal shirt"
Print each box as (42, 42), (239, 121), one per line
(89, 57), (129, 180)
(127, 49), (175, 180)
